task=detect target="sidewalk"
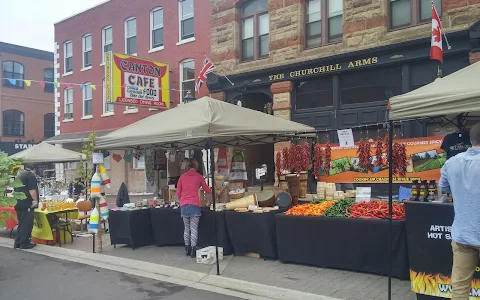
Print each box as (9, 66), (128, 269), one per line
(0, 229), (415, 300)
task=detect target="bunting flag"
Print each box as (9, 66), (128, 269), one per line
(123, 154), (133, 163)
(112, 153), (123, 162)
(0, 78), (192, 93)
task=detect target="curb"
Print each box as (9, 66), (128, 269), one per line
(0, 237), (338, 300)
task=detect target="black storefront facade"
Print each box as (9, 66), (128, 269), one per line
(208, 28), (475, 142)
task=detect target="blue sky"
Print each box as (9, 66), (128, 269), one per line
(0, 0), (105, 52)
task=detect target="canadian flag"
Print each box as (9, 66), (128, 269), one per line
(430, 4), (443, 63)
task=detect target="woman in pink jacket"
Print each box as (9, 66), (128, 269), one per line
(176, 159), (212, 258)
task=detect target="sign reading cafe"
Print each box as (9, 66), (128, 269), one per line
(105, 52), (170, 108)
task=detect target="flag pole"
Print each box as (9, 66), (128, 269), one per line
(204, 55), (235, 86)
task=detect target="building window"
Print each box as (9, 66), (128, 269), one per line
(296, 77), (334, 110)
(151, 7), (164, 49)
(241, 0), (269, 61)
(340, 66), (403, 106)
(125, 17), (137, 55)
(2, 61), (24, 88)
(179, 0), (194, 41)
(102, 26), (113, 63)
(66, 162), (77, 169)
(82, 34), (92, 68)
(64, 41), (73, 73)
(390, 0), (442, 29)
(44, 68), (54, 93)
(44, 113), (55, 138)
(133, 154), (145, 169)
(83, 83), (93, 117)
(306, 0), (343, 48)
(180, 59), (195, 102)
(64, 88), (73, 120)
(3, 110), (24, 136)
(103, 156), (111, 170)
(103, 78), (114, 113)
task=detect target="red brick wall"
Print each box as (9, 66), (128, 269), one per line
(0, 52), (54, 142)
(55, 0), (211, 135)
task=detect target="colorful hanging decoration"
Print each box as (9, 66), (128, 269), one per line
(98, 165), (111, 189)
(99, 195), (109, 220)
(90, 172), (102, 198)
(103, 151), (110, 158)
(112, 153), (123, 162)
(123, 154), (133, 163)
(88, 207), (99, 234)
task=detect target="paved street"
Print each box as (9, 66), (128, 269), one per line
(0, 247), (241, 300)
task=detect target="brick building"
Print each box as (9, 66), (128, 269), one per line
(50, 0), (211, 193)
(207, 0), (480, 186)
(0, 42), (54, 155)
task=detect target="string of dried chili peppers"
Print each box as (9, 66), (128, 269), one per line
(282, 147), (291, 173)
(275, 151), (282, 180)
(375, 137), (384, 166)
(299, 142), (311, 171)
(357, 138), (371, 169)
(313, 143), (323, 179)
(324, 142), (332, 175)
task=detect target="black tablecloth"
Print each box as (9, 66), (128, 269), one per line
(149, 208), (233, 255)
(108, 209), (154, 249)
(276, 214), (410, 279)
(225, 210), (285, 259)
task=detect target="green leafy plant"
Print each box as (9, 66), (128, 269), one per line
(75, 132), (96, 198)
(0, 153), (26, 228)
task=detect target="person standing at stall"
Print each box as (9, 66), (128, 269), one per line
(176, 159), (212, 258)
(14, 164), (39, 249)
(439, 122), (480, 300)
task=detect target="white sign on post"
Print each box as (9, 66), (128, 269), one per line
(337, 129), (355, 148)
(356, 187), (372, 202)
(255, 168), (266, 179)
(92, 153), (104, 164)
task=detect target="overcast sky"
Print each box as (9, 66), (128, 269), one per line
(0, 0), (105, 52)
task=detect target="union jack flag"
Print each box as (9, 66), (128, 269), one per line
(195, 57), (216, 94)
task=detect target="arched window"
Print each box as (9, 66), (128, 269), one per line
(2, 61), (24, 88)
(240, 0), (269, 61)
(3, 110), (25, 136)
(44, 68), (54, 93)
(44, 113), (55, 138)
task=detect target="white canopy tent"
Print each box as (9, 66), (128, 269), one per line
(9, 142), (85, 163)
(389, 61), (480, 121)
(96, 96), (315, 150)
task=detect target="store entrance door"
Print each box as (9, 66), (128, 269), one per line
(232, 93), (274, 186)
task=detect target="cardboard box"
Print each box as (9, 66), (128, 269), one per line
(196, 246), (224, 264)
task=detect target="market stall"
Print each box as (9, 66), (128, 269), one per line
(109, 208), (154, 249)
(96, 96), (315, 273)
(388, 62), (480, 299)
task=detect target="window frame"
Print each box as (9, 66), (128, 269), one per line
(133, 154), (146, 169)
(240, 0), (269, 62)
(103, 78), (114, 114)
(178, 0), (195, 42)
(44, 68), (54, 93)
(124, 17), (137, 55)
(2, 61), (25, 89)
(305, 0), (343, 49)
(64, 88), (73, 119)
(102, 26), (113, 64)
(179, 59), (195, 103)
(64, 41), (73, 74)
(43, 113), (55, 138)
(150, 7), (164, 50)
(389, 0), (442, 30)
(2, 109), (25, 137)
(82, 33), (92, 69)
(82, 83), (93, 118)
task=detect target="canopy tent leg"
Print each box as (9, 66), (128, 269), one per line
(207, 138), (220, 276)
(388, 120), (394, 300)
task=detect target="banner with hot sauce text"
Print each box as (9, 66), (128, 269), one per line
(317, 136), (445, 183)
(105, 52), (170, 108)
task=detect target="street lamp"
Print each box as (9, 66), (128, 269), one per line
(183, 91), (196, 104)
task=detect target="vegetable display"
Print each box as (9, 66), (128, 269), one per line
(347, 201), (405, 220)
(324, 142), (332, 175)
(323, 198), (356, 218)
(375, 137), (384, 166)
(285, 201), (336, 216)
(313, 143), (323, 179)
(357, 138), (371, 169)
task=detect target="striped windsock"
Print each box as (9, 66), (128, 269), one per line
(88, 207), (99, 234)
(99, 195), (109, 220)
(98, 165), (111, 189)
(90, 172), (102, 198)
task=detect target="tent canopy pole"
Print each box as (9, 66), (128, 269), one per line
(207, 138), (220, 276)
(388, 120), (394, 300)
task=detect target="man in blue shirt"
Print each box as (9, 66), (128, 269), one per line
(439, 122), (480, 300)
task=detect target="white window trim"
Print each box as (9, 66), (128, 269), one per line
(178, 0), (194, 42)
(102, 25), (113, 64)
(83, 82), (93, 118)
(82, 34), (92, 69)
(179, 59), (195, 103)
(123, 107), (139, 114)
(124, 17), (137, 55)
(64, 88), (73, 119)
(102, 78), (114, 115)
(64, 41), (73, 74)
(150, 7), (164, 51)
